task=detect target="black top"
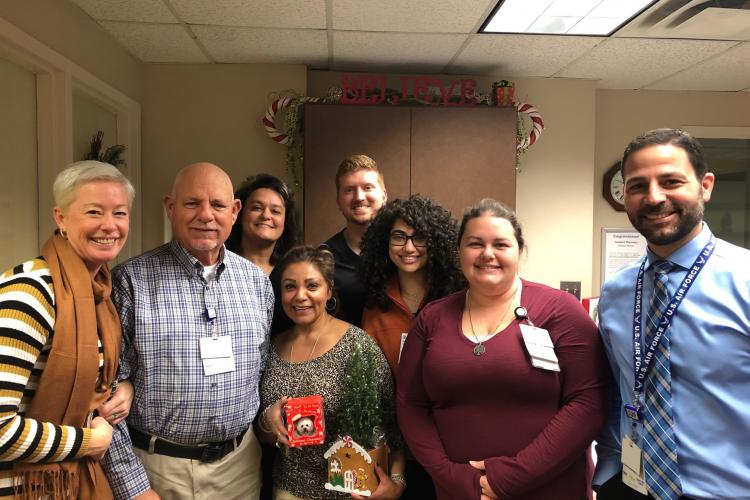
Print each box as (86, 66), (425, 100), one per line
(269, 265), (293, 336)
(322, 229), (365, 327)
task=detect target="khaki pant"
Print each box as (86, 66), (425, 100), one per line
(134, 429), (261, 500)
(273, 489), (305, 500)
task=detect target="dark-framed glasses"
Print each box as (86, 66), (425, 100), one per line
(389, 231), (428, 248)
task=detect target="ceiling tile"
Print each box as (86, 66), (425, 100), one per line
(100, 22), (210, 63)
(646, 42), (750, 91)
(70, 0), (178, 23)
(332, 0), (492, 33)
(556, 38), (736, 89)
(194, 26), (328, 65)
(450, 34), (602, 77)
(332, 31), (467, 73)
(170, 0), (326, 29)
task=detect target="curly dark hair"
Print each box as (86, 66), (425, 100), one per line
(360, 194), (464, 310)
(226, 173), (300, 265)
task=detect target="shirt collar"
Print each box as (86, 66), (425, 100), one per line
(168, 239), (227, 279)
(645, 222), (713, 271)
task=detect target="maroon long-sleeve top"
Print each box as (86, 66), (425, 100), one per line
(397, 280), (609, 499)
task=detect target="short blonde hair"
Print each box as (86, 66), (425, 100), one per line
(53, 161), (135, 210)
(334, 154), (385, 191)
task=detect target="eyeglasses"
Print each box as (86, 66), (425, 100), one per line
(389, 232), (428, 248)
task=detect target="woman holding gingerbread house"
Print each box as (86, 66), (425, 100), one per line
(256, 246), (405, 500)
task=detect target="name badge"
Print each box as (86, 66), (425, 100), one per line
(398, 333), (408, 363)
(199, 336), (235, 375)
(520, 324), (560, 372)
(621, 435), (648, 494)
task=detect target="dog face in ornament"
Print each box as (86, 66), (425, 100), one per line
(295, 416), (315, 436)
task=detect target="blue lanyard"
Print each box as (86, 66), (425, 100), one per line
(630, 238), (715, 403)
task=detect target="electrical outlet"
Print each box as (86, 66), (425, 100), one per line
(560, 281), (581, 301)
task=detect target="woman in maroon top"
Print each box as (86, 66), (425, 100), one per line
(397, 199), (609, 500)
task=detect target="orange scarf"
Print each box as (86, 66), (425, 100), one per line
(13, 232), (120, 499)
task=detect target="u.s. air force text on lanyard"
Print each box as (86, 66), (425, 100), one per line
(626, 237), (716, 423)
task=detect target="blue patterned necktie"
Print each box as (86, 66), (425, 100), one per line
(643, 259), (683, 500)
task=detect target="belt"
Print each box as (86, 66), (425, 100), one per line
(128, 424), (247, 463)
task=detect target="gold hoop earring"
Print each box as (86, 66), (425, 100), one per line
(59, 229), (68, 239)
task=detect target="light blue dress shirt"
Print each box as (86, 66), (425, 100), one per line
(594, 224), (750, 499)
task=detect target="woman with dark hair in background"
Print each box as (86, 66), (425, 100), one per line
(359, 194), (464, 498)
(227, 174), (300, 499)
(397, 198), (609, 500)
(226, 173), (300, 276)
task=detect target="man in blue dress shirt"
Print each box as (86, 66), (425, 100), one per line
(594, 129), (750, 500)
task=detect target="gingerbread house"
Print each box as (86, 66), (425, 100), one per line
(323, 436), (378, 496)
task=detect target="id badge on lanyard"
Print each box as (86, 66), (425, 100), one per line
(620, 238), (715, 491)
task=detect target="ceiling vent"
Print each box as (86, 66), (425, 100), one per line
(616, 0), (750, 39)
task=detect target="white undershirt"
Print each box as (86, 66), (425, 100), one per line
(202, 263), (218, 281)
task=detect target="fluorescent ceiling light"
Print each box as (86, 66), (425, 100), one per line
(481, 0), (657, 36)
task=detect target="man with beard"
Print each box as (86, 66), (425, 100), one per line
(593, 129), (750, 500)
(323, 155), (387, 326)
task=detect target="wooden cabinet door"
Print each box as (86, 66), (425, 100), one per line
(410, 106), (517, 219)
(303, 104), (517, 243)
(303, 104), (411, 244)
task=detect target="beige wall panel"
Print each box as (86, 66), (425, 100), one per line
(303, 104), (411, 245)
(0, 57), (38, 270)
(141, 64), (306, 250)
(593, 90), (750, 293)
(0, 0), (142, 101)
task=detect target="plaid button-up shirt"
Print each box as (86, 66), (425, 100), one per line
(101, 240), (273, 499)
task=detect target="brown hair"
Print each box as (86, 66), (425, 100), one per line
(335, 154), (384, 191)
(458, 198), (525, 251)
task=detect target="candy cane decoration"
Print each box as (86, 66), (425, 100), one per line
(516, 102), (544, 150)
(263, 96), (321, 145)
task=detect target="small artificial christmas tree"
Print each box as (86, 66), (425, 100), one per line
(340, 341), (382, 448)
(324, 341), (388, 496)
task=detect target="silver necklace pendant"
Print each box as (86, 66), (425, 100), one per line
(473, 343), (485, 356)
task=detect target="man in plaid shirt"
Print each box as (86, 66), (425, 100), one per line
(102, 163), (273, 500)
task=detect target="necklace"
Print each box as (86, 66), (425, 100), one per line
(289, 327), (324, 364)
(285, 325), (326, 398)
(465, 286), (517, 356)
(401, 288), (425, 314)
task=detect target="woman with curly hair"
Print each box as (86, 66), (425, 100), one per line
(360, 194), (463, 499)
(226, 173), (300, 276)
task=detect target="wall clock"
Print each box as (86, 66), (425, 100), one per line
(603, 162), (625, 212)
